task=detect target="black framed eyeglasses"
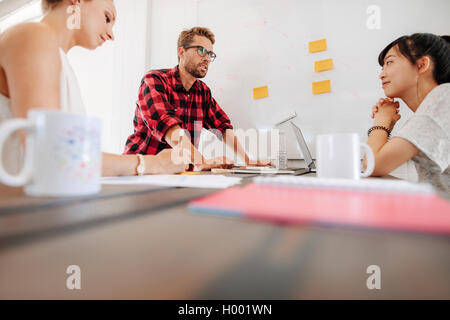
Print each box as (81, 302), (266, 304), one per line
(183, 45), (217, 62)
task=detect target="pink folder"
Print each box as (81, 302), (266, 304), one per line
(189, 183), (450, 234)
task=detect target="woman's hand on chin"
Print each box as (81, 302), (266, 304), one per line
(371, 98), (401, 130)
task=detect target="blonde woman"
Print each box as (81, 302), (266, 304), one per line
(0, 0), (187, 177)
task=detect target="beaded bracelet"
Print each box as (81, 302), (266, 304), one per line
(368, 126), (391, 138)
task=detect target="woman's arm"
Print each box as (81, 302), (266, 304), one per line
(102, 153), (140, 177)
(102, 149), (187, 177)
(369, 137), (419, 176)
(366, 98), (419, 176)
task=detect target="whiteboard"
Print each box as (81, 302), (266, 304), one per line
(197, 0), (450, 158)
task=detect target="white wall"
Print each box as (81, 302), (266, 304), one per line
(148, 0), (198, 69)
(195, 0), (450, 160)
(0, 0), (37, 22)
(69, 0), (150, 154)
(0, 0), (41, 33)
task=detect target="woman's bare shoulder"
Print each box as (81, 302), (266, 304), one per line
(0, 22), (59, 60)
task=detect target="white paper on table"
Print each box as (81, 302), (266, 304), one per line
(101, 175), (242, 189)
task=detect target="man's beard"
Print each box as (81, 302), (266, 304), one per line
(185, 61), (208, 79)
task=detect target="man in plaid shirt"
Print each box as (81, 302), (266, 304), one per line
(124, 27), (268, 170)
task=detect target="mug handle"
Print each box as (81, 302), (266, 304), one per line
(0, 119), (34, 187)
(360, 143), (375, 178)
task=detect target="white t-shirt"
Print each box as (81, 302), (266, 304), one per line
(395, 83), (450, 195)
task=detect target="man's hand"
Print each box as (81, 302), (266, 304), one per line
(371, 98), (401, 131)
(196, 156), (234, 171)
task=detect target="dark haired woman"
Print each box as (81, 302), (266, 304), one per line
(367, 33), (449, 194)
(0, 0), (189, 176)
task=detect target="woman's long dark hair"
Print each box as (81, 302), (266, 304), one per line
(378, 33), (450, 85)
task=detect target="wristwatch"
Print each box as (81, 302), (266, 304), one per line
(136, 154), (145, 176)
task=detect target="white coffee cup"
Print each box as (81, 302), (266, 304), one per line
(0, 110), (102, 197)
(316, 133), (374, 180)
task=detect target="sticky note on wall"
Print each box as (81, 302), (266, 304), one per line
(312, 80), (331, 95)
(308, 39), (327, 53)
(315, 58), (334, 72)
(253, 86), (269, 100)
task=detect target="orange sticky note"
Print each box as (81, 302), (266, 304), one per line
(253, 86), (269, 100)
(309, 39), (327, 53)
(312, 80), (331, 95)
(315, 58), (333, 72)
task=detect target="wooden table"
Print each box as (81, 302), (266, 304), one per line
(0, 174), (449, 299)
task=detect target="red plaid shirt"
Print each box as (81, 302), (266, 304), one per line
(124, 66), (233, 155)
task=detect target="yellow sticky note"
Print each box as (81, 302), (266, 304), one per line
(312, 80), (331, 95)
(315, 58), (334, 72)
(309, 39), (327, 53)
(253, 86), (269, 100)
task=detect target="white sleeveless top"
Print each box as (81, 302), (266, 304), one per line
(0, 48), (86, 173)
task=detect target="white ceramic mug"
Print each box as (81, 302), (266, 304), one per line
(0, 110), (102, 197)
(316, 133), (374, 180)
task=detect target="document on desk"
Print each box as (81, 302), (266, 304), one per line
(101, 175), (242, 189)
(253, 176), (436, 194)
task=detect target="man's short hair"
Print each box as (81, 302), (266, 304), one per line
(178, 27), (216, 48)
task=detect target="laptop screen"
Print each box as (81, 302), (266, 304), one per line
(290, 122), (315, 169)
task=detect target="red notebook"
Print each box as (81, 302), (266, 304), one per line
(189, 183), (450, 234)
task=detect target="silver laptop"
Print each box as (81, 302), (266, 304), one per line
(229, 122), (316, 175)
(288, 122), (316, 175)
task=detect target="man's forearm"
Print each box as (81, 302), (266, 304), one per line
(164, 125), (205, 164)
(223, 129), (250, 163)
